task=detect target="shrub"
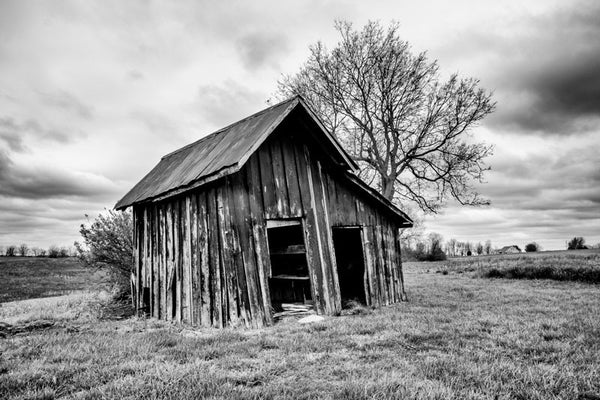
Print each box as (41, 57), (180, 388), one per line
(5, 245), (17, 257)
(525, 242), (540, 252)
(18, 244), (29, 257)
(48, 245), (62, 258)
(567, 237), (586, 250)
(75, 209), (133, 296)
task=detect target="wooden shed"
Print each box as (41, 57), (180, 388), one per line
(115, 96), (413, 328)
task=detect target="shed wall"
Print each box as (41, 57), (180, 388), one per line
(132, 129), (406, 328)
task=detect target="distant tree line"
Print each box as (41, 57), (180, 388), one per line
(0, 244), (75, 258)
(445, 239), (493, 257)
(402, 233), (447, 261)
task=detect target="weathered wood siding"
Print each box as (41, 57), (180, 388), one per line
(132, 128), (406, 328)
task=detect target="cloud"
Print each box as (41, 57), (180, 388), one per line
(0, 115), (81, 151)
(0, 118), (27, 151)
(235, 32), (290, 71)
(127, 69), (144, 81)
(0, 156), (120, 201)
(433, 0), (600, 135)
(425, 129), (600, 249)
(195, 80), (267, 128)
(39, 90), (94, 120)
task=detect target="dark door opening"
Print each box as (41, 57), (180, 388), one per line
(332, 227), (366, 306)
(266, 220), (312, 312)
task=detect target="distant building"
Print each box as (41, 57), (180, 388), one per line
(497, 245), (522, 254)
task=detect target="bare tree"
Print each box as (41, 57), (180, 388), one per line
(476, 242), (484, 255)
(446, 238), (458, 257)
(18, 243), (29, 257)
(484, 240), (492, 255)
(567, 237), (586, 250)
(279, 21), (495, 213)
(6, 245), (16, 257)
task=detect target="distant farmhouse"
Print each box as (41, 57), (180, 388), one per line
(497, 245), (522, 254)
(116, 96), (413, 328)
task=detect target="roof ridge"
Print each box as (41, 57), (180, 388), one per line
(161, 96), (300, 160)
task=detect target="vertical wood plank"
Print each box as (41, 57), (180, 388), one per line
(270, 137), (290, 217)
(324, 172), (339, 226)
(182, 195), (192, 323)
(190, 193), (200, 325)
(374, 225), (389, 305)
(207, 187), (222, 327)
(362, 226), (377, 307)
(246, 154), (273, 325)
(197, 192), (212, 326)
(226, 177), (250, 327)
(152, 206), (160, 318)
(132, 209), (139, 314)
(316, 160), (341, 313)
(385, 226), (397, 303)
(165, 203), (174, 320)
(395, 228), (408, 301)
(142, 207), (148, 314)
(217, 184), (236, 326)
(159, 205), (167, 319)
(281, 137), (303, 217)
(173, 199), (182, 322)
(232, 170), (263, 328)
(301, 144), (329, 314)
(257, 145), (278, 219)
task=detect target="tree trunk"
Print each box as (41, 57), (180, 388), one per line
(381, 176), (395, 201)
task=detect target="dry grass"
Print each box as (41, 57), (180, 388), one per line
(1, 255), (599, 399)
(0, 257), (110, 303)
(419, 249), (600, 284)
(0, 291), (114, 326)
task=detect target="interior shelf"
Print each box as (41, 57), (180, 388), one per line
(270, 251), (307, 255)
(271, 274), (310, 280)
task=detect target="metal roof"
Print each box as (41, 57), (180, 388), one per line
(114, 96), (412, 227)
(115, 97), (356, 209)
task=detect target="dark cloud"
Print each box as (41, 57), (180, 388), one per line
(440, 0), (600, 135)
(196, 80), (266, 128)
(235, 32), (289, 71)
(0, 118), (26, 151)
(482, 145), (599, 207)
(0, 156), (119, 201)
(491, 50), (600, 134)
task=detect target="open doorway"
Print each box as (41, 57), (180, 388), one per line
(332, 227), (366, 306)
(266, 220), (312, 315)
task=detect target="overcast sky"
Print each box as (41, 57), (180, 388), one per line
(0, 0), (598, 251)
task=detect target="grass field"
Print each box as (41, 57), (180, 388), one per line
(0, 257), (110, 303)
(428, 249), (600, 284)
(1, 252), (599, 399)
